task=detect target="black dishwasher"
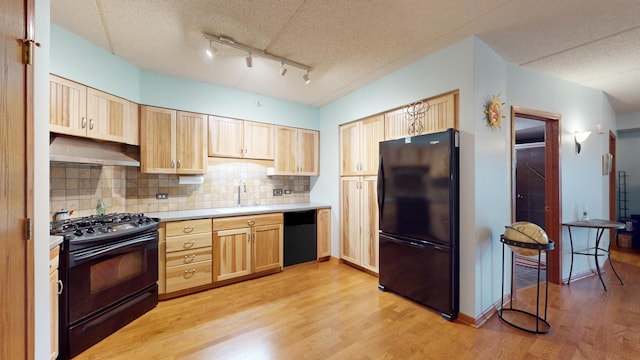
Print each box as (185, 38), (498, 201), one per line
(284, 210), (317, 266)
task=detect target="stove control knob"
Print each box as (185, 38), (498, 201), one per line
(74, 229), (83, 236)
(86, 227), (95, 234)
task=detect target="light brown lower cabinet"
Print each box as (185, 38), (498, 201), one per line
(317, 208), (331, 260)
(160, 219), (213, 295)
(213, 213), (283, 282)
(49, 246), (60, 360)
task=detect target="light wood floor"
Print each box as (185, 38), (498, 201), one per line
(75, 249), (640, 360)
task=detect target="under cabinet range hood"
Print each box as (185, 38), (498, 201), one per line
(49, 135), (140, 167)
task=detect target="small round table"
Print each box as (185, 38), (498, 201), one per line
(562, 219), (625, 291)
(498, 235), (555, 334)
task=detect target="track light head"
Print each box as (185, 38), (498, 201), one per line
(279, 63), (287, 76)
(303, 71), (311, 84)
(245, 53), (253, 68)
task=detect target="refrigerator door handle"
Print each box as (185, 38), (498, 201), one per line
(377, 155), (384, 220)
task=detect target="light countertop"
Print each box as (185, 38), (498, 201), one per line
(50, 235), (63, 250)
(144, 202), (330, 222)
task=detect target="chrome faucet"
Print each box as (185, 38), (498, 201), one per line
(237, 182), (246, 207)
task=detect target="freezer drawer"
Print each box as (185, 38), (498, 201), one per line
(378, 233), (458, 320)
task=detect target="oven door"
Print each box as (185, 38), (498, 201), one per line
(67, 229), (158, 324)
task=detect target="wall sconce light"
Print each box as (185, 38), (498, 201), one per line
(303, 70), (311, 84)
(574, 131), (592, 154)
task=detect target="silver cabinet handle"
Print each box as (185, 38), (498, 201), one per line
(183, 225), (195, 233)
(177, 159), (181, 168)
(184, 254), (196, 263)
(184, 269), (196, 276)
(57, 280), (63, 295)
(89, 119), (94, 130)
(81, 117), (86, 129)
(171, 160), (175, 168)
(247, 220), (255, 226)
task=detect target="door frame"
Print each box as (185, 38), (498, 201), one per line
(609, 131), (617, 244)
(511, 106), (562, 284)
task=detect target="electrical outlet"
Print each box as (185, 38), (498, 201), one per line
(156, 193), (168, 200)
(273, 189), (283, 196)
(284, 190), (292, 194)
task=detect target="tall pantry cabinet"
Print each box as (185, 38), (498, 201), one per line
(339, 114), (384, 273)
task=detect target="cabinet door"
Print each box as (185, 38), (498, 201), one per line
(317, 209), (331, 259)
(360, 115), (385, 176)
(340, 177), (361, 264)
(360, 177), (379, 273)
(274, 126), (298, 175)
(140, 106), (176, 173)
(126, 101), (139, 145)
(244, 121), (274, 160)
(253, 223), (282, 273)
(86, 88), (128, 143)
(384, 107), (410, 141)
(208, 115), (243, 158)
(49, 74), (87, 137)
(215, 228), (251, 281)
(176, 111), (207, 174)
(340, 122), (360, 176)
(297, 129), (319, 175)
(49, 269), (59, 360)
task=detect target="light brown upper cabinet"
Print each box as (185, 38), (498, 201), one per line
(384, 92), (458, 140)
(140, 106), (207, 174)
(340, 114), (385, 176)
(208, 116), (274, 160)
(49, 74), (133, 144)
(274, 126), (319, 176)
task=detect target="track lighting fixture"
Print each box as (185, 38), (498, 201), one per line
(279, 62), (287, 76)
(203, 32), (312, 83)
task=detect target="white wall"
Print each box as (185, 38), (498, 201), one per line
(35, 1), (51, 359)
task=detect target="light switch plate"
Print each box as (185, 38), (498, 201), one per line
(273, 189), (283, 196)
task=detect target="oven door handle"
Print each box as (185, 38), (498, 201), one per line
(72, 235), (154, 262)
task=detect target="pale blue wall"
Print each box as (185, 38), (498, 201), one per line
(50, 20), (619, 320)
(50, 24), (319, 129)
(618, 130), (640, 216)
(507, 63), (617, 279)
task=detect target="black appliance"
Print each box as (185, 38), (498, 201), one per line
(377, 129), (459, 320)
(50, 213), (159, 359)
(283, 210), (317, 266)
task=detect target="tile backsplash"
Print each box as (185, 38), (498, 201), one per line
(50, 161), (310, 219)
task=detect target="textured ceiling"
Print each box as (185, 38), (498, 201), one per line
(51, 0), (640, 114)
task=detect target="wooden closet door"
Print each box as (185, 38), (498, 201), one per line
(1, 0), (31, 358)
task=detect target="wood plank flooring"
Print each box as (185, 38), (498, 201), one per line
(74, 249), (640, 360)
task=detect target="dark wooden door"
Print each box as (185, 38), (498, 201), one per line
(0, 0), (31, 358)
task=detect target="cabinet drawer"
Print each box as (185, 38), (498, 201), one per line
(165, 261), (212, 293)
(49, 246), (60, 274)
(166, 232), (212, 253)
(166, 247), (212, 267)
(166, 219), (212, 237)
(212, 213), (283, 231)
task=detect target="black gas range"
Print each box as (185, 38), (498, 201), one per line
(51, 213), (160, 359)
(51, 212), (158, 249)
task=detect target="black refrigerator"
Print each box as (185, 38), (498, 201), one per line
(377, 129), (459, 320)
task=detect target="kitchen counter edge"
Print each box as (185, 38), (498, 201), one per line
(145, 203), (331, 222)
